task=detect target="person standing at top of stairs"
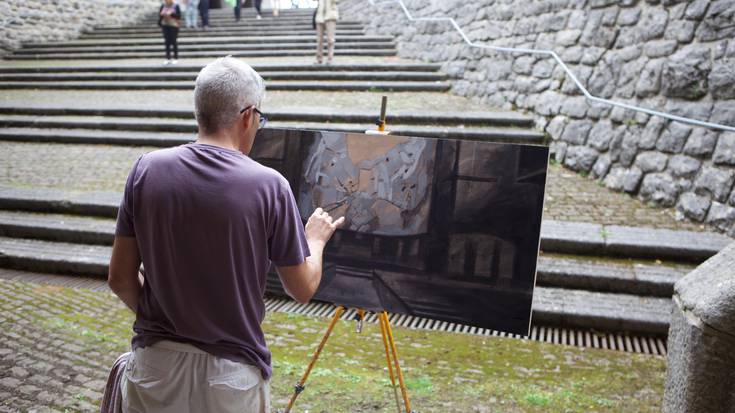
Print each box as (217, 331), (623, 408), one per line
(158, 0), (181, 65)
(234, 0), (243, 22)
(254, 0), (263, 19)
(199, 0), (210, 29)
(315, 0), (338, 65)
(183, 0), (200, 28)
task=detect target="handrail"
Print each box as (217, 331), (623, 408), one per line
(366, 0), (735, 133)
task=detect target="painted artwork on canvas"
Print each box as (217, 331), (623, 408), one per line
(251, 128), (548, 335)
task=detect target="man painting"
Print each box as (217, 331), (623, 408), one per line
(108, 56), (343, 412)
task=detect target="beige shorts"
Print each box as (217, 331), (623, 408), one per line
(121, 340), (270, 413)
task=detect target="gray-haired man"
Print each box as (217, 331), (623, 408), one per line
(107, 56), (343, 412)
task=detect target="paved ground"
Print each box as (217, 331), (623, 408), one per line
(0, 277), (667, 413)
(0, 140), (705, 230)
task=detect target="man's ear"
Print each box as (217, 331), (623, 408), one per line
(242, 108), (254, 129)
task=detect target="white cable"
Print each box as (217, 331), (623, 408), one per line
(366, 0), (735, 133)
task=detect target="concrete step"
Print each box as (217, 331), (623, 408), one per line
(0, 122), (542, 145)
(0, 235), (673, 334)
(536, 254), (689, 297)
(22, 35), (394, 48)
(12, 41), (395, 55)
(0, 123), (541, 145)
(0, 107), (533, 127)
(0, 211), (115, 245)
(0, 128), (192, 146)
(92, 21), (364, 32)
(0, 78), (443, 91)
(85, 25), (365, 36)
(4, 49), (397, 60)
(532, 287), (671, 335)
(79, 29), (367, 39)
(540, 220), (731, 262)
(0, 189), (719, 265)
(0, 62), (444, 73)
(0, 71), (446, 82)
(0, 210), (690, 297)
(0, 187), (120, 218)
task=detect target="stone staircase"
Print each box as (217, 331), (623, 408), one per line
(0, 7), (731, 342)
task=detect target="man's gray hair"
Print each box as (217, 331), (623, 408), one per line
(194, 57), (266, 134)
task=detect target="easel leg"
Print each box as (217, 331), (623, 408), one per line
(382, 311), (413, 413)
(379, 312), (402, 413)
(284, 305), (345, 413)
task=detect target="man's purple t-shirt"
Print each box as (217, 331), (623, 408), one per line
(115, 142), (310, 380)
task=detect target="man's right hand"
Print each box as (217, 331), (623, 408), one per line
(305, 207), (344, 251)
(276, 207), (344, 304)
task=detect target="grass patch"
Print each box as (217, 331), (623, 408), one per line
(1, 280), (667, 412)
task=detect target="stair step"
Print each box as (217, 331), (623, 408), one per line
(0, 187), (120, 218)
(0, 211), (115, 245)
(12, 41), (396, 54)
(0, 189), (719, 264)
(22, 35), (395, 48)
(0, 187), (122, 218)
(536, 254), (689, 297)
(540, 219), (730, 261)
(0, 79), (444, 91)
(532, 287), (671, 335)
(0, 62), (444, 73)
(0, 210), (690, 297)
(4, 49), (397, 60)
(91, 22), (364, 32)
(79, 30), (367, 39)
(0, 124), (541, 146)
(0, 128), (192, 146)
(0, 235), (674, 334)
(0, 71), (446, 82)
(0, 107), (534, 127)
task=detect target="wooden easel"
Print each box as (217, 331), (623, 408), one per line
(283, 306), (415, 413)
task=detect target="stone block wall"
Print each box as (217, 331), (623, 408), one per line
(0, 0), (159, 57)
(341, 0), (735, 234)
(664, 241), (735, 412)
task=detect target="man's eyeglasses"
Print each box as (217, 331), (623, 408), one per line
(240, 106), (267, 129)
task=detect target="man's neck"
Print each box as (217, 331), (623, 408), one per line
(196, 131), (239, 152)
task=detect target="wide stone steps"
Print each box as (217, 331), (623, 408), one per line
(12, 41), (395, 55)
(0, 63), (449, 91)
(0, 210), (692, 298)
(98, 21), (364, 32)
(0, 185), (717, 259)
(0, 108), (544, 143)
(22, 35), (394, 48)
(0, 62), (444, 73)
(0, 235), (673, 334)
(95, 21), (366, 32)
(0, 124), (541, 145)
(79, 29), (367, 39)
(539, 220), (728, 261)
(0, 71), (445, 82)
(4, 48), (397, 60)
(0, 79), (443, 91)
(0, 107), (531, 127)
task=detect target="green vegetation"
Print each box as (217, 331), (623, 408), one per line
(3, 280), (667, 412)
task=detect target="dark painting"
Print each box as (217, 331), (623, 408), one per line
(251, 128), (549, 336)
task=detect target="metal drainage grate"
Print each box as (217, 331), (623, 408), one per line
(264, 297), (668, 356)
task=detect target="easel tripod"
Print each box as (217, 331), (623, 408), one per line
(283, 306), (416, 413)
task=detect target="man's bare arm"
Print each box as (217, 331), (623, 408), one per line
(277, 208), (344, 304)
(108, 236), (143, 313)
